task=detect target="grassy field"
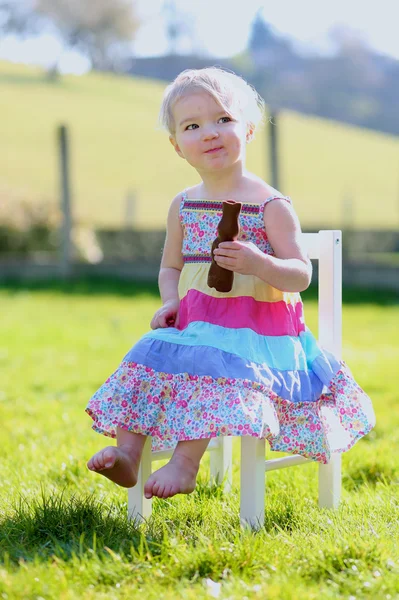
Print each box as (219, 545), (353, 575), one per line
(1, 59), (399, 230)
(0, 280), (398, 599)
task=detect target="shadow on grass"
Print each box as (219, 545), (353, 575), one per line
(0, 484), (308, 573)
(0, 483), (234, 566)
(0, 491), (160, 565)
(1, 277), (398, 304)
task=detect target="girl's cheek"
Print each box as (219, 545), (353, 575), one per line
(186, 140), (200, 153)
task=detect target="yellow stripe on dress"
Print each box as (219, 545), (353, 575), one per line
(178, 263), (300, 304)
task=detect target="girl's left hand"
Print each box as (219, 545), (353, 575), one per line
(213, 241), (267, 276)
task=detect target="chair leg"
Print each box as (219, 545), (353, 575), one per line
(240, 437), (265, 528)
(127, 437), (152, 522)
(210, 436), (233, 492)
(318, 453), (341, 508)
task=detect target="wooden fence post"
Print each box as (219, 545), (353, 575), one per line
(58, 124), (72, 277)
(268, 110), (279, 190)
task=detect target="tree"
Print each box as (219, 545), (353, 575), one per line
(248, 9), (293, 69)
(35, 0), (139, 71)
(0, 0), (39, 37)
(247, 10), (296, 107)
(0, 0), (140, 73)
(162, 0), (195, 56)
(248, 10), (275, 63)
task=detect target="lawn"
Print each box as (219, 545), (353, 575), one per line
(0, 280), (398, 599)
(1, 59), (399, 231)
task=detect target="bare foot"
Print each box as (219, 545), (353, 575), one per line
(144, 454), (199, 499)
(87, 444), (141, 488)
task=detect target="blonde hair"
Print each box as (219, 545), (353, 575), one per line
(159, 66), (265, 139)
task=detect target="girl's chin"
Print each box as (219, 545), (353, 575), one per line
(203, 158), (242, 171)
(198, 154), (242, 167)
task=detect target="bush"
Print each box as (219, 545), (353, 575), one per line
(0, 195), (60, 256)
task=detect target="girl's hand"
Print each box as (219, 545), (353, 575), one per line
(150, 299), (180, 329)
(213, 241), (267, 276)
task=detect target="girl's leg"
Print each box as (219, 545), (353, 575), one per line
(144, 438), (210, 499)
(87, 428), (147, 488)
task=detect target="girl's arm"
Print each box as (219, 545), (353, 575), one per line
(258, 198), (312, 292)
(159, 193), (184, 301)
(150, 194), (184, 329)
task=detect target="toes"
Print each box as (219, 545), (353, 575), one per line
(144, 477), (165, 499)
(91, 455), (101, 471)
(143, 464), (195, 500)
(102, 448), (116, 469)
(144, 476), (155, 499)
(88, 447), (116, 472)
(152, 481), (162, 497)
(94, 452), (107, 470)
(154, 483), (166, 498)
(161, 485), (171, 498)
(164, 484), (176, 498)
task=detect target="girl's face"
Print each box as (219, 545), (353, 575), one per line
(169, 91), (250, 173)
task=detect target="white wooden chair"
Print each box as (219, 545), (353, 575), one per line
(128, 230), (342, 527)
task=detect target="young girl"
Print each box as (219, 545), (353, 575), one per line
(86, 67), (375, 500)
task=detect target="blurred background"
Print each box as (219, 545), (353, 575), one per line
(1, 0), (399, 288)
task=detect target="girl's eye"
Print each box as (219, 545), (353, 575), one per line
(185, 117), (231, 130)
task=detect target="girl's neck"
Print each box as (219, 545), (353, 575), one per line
(197, 165), (248, 200)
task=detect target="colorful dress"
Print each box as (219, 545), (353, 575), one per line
(86, 191), (375, 463)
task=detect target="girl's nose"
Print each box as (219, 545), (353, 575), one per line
(202, 127), (219, 141)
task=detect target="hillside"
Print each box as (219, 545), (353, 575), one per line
(1, 60), (398, 230)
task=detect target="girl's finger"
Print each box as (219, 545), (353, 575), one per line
(216, 261), (233, 271)
(218, 241), (239, 250)
(156, 313), (164, 327)
(215, 249), (232, 258)
(217, 256), (235, 267)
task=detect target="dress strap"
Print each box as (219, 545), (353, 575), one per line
(179, 189), (188, 222)
(260, 194), (292, 213)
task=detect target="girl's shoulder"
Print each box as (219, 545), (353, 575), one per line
(230, 174), (289, 205)
(181, 184), (203, 200)
(239, 181), (291, 208)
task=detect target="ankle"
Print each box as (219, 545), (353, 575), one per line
(170, 452), (200, 475)
(118, 443), (142, 462)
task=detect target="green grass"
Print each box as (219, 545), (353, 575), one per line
(0, 280), (398, 598)
(1, 59), (399, 231)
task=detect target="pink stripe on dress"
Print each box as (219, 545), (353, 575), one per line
(178, 289), (305, 336)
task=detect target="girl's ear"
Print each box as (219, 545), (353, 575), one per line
(169, 135), (185, 159)
(246, 126), (255, 143)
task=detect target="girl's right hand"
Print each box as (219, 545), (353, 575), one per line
(150, 299), (180, 329)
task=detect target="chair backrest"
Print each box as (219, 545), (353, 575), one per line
(301, 230), (342, 359)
